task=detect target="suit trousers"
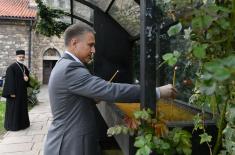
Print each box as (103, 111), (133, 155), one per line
(59, 133), (101, 155)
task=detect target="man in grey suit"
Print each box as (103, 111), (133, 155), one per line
(44, 23), (176, 155)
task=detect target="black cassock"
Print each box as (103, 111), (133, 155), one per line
(2, 62), (30, 131)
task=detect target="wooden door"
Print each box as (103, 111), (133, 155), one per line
(43, 60), (57, 84)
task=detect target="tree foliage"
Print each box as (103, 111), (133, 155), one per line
(35, 0), (70, 37)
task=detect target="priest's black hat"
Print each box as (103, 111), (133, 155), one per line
(16, 50), (25, 55)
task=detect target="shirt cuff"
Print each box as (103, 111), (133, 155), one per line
(156, 88), (160, 99)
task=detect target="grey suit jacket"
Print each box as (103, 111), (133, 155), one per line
(44, 53), (141, 155)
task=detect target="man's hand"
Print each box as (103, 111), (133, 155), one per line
(10, 94), (16, 98)
(24, 76), (29, 82)
(159, 84), (177, 99)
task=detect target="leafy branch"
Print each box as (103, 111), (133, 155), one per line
(164, 0), (235, 154)
(107, 109), (192, 155)
(158, 50), (181, 69)
(35, 0), (70, 37)
(193, 113), (213, 155)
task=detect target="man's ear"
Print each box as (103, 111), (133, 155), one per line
(71, 38), (78, 47)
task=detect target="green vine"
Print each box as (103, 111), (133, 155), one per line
(107, 109), (192, 155)
(35, 0), (70, 37)
(164, 0), (235, 154)
(213, 97), (229, 155)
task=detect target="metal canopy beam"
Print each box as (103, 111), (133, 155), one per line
(69, 0), (94, 26)
(70, 0), (74, 24)
(71, 14), (93, 26)
(140, 0), (157, 112)
(105, 0), (115, 13)
(73, 0), (129, 37)
(74, 0), (100, 11)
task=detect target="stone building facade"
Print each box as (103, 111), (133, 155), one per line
(31, 32), (64, 83)
(0, 0), (95, 84)
(0, 21), (30, 75)
(0, 0), (65, 84)
(0, 20), (64, 84)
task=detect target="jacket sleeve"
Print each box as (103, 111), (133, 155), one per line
(2, 66), (16, 98)
(65, 62), (141, 103)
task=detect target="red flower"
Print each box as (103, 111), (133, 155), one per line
(123, 115), (139, 130)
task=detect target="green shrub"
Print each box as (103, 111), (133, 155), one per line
(0, 101), (6, 134)
(27, 75), (41, 107)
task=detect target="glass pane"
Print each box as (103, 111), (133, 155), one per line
(42, 0), (71, 23)
(108, 0), (140, 36)
(73, 0), (94, 23)
(73, 18), (82, 24)
(73, 18), (93, 27)
(61, 15), (72, 24)
(85, 0), (113, 11)
(43, 0), (70, 13)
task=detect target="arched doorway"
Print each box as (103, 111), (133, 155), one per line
(43, 48), (61, 84)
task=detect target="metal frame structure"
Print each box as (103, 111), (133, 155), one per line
(140, 0), (157, 112)
(69, 0), (120, 31)
(105, 0), (116, 13)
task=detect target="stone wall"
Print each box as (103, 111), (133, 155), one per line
(0, 21), (30, 76)
(32, 32), (64, 82)
(0, 20), (65, 83)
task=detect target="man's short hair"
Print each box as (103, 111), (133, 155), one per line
(64, 23), (95, 46)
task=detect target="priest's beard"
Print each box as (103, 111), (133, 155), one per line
(17, 60), (24, 64)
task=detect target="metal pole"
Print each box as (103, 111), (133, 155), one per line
(140, 0), (157, 112)
(70, 0), (74, 24)
(28, 20), (33, 70)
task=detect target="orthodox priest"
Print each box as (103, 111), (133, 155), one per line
(2, 50), (30, 131)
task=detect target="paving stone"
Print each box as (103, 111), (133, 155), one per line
(0, 86), (50, 154)
(26, 129), (47, 136)
(39, 150), (43, 155)
(46, 120), (52, 127)
(1, 136), (33, 144)
(1, 150), (40, 155)
(41, 126), (49, 132)
(28, 123), (43, 130)
(33, 135), (45, 142)
(0, 143), (33, 153)
(6, 130), (29, 137)
(32, 142), (43, 151)
(3, 132), (9, 138)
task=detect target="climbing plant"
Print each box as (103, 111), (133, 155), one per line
(27, 75), (41, 107)
(163, 0), (235, 154)
(35, 0), (70, 37)
(107, 108), (192, 155)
